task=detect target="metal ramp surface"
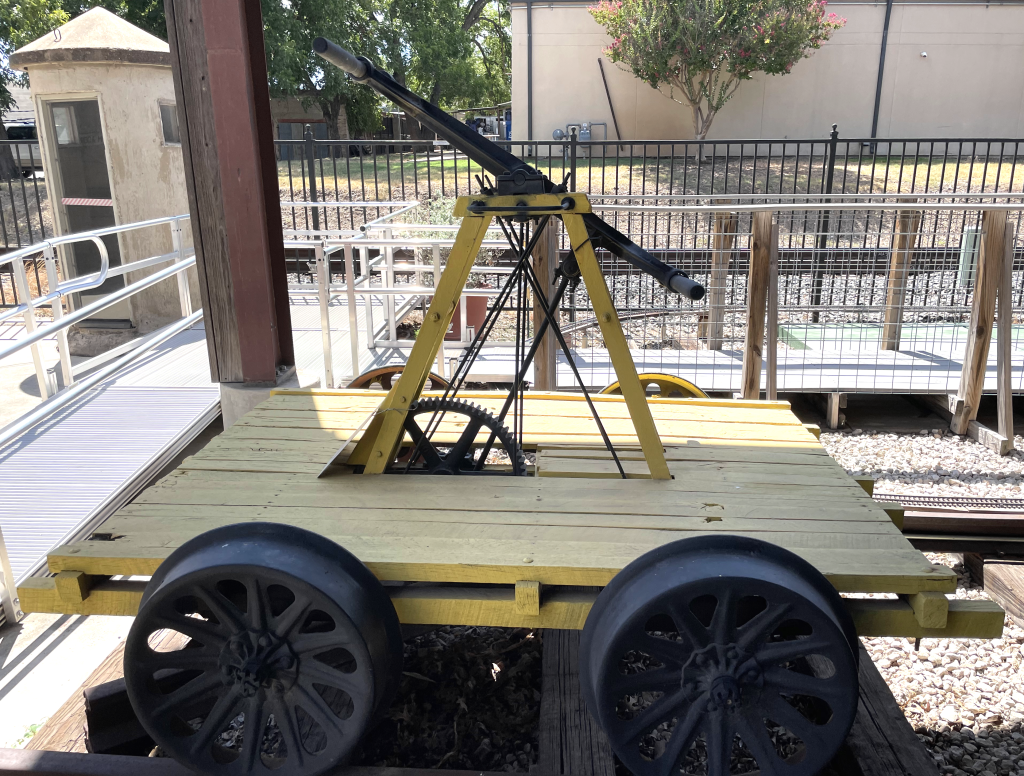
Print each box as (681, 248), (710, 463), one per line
(0, 324), (219, 584)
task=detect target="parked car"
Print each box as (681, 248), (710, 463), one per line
(3, 122), (43, 174)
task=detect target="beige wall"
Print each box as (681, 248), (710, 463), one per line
(511, 1), (1024, 142)
(26, 61), (199, 332)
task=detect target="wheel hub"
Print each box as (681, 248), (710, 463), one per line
(682, 643), (762, 713)
(219, 630), (298, 696)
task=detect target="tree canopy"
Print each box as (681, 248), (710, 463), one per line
(590, 0), (845, 140)
(0, 0), (510, 140)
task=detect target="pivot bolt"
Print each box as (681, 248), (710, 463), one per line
(695, 654), (707, 667)
(726, 648), (739, 660)
(744, 668), (761, 682)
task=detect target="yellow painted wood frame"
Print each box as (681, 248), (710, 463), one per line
(350, 193), (671, 479)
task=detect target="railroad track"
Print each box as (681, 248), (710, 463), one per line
(873, 493), (1024, 512)
(872, 492), (1024, 556)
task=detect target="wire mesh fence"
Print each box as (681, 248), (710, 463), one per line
(556, 197), (1023, 394)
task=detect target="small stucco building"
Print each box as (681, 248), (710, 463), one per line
(511, 0), (1024, 142)
(11, 7), (199, 350)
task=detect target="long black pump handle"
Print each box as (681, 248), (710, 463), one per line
(313, 37), (704, 301)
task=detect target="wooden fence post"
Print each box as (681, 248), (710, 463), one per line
(740, 211), (775, 399)
(881, 203), (922, 351)
(532, 220), (558, 391)
(952, 209), (1007, 435)
(706, 203), (737, 350)
(766, 223), (779, 400)
(997, 226), (1015, 443)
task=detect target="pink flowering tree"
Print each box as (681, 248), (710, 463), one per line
(589, 0), (845, 142)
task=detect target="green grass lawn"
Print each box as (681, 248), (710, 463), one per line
(277, 152), (1024, 203)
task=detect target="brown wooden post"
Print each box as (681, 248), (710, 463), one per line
(881, 203), (922, 351)
(952, 209), (1007, 435)
(740, 211), (774, 399)
(165, 0), (293, 393)
(532, 220), (558, 390)
(766, 223), (779, 401)
(706, 203), (737, 350)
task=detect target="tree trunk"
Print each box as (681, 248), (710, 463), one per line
(0, 123), (21, 180)
(429, 79), (442, 107)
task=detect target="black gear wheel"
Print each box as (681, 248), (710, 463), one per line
(395, 398), (527, 475)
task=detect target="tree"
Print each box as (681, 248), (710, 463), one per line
(262, 0), (384, 139)
(0, 0), (68, 178)
(589, 0), (845, 141)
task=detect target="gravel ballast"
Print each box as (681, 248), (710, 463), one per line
(821, 428), (1024, 498)
(821, 428), (1024, 775)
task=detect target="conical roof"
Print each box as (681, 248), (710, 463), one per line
(10, 7), (170, 71)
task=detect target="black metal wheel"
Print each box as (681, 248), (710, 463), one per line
(394, 397), (527, 475)
(124, 523), (403, 776)
(580, 536), (858, 776)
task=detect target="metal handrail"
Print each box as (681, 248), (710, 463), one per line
(0, 214), (195, 400)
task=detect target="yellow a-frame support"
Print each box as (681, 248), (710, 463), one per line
(347, 193), (671, 479)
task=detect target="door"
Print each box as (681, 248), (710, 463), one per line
(46, 99), (130, 323)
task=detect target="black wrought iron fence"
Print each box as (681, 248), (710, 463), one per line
(274, 126), (1024, 229)
(0, 140), (50, 307)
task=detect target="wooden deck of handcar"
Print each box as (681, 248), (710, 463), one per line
(17, 390), (1004, 639)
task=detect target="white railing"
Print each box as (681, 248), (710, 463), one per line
(0, 215), (201, 624)
(0, 215), (195, 399)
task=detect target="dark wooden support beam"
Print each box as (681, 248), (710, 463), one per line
(165, 0), (293, 386)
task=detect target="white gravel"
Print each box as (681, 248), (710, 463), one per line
(821, 428), (1024, 499)
(861, 555), (1024, 776)
(818, 429), (1024, 773)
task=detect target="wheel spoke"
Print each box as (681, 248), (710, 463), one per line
(763, 666), (845, 705)
(239, 693), (268, 772)
(665, 600), (711, 651)
(762, 693), (830, 750)
(734, 713), (785, 776)
(404, 419), (444, 468)
(654, 697), (705, 776)
(290, 631), (351, 656)
(634, 633), (688, 668)
(710, 586), (737, 644)
(195, 585), (248, 635)
(448, 417), (483, 467)
(138, 648), (220, 673)
(189, 687), (242, 757)
(606, 665), (682, 699)
(151, 672), (225, 719)
(293, 680), (347, 738)
(754, 636), (832, 667)
(247, 578), (269, 632)
(617, 688), (690, 747)
(272, 594), (313, 639)
(151, 614), (227, 649)
(704, 710), (734, 776)
(300, 659), (365, 698)
(269, 694), (304, 768)
(735, 602), (793, 653)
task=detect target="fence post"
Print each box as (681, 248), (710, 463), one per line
(810, 124), (839, 323)
(569, 127), (578, 192)
(741, 211), (775, 399)
(880, 202), (922, 350)
(171, 218), (194, 319)
(12, 257), (49, 400)
(0, 522), (21, 625)
(532, 220), (558, 390)
(766, 223), (779, 401)
(952, 209), (1007, 435)
(997, 226), (1014, 444)
(43, 245), (73, 388)
(706, 202), (737, 350)
(304, 124), (321, 234)
(315, 242), (334, 389)
(344, 243), (360, 380)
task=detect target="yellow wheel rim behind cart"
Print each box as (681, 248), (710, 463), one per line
(601, 372), (708, 399)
